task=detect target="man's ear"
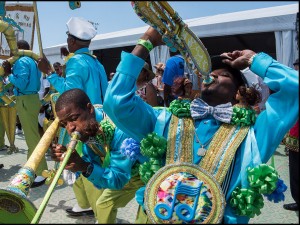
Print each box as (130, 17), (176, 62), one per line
(87, 103), (94, 114)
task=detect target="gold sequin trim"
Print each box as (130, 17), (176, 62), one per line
(199, 124), (249, 185)
(179, 118), (194, 163)
(199, 124), (234, 172)
(208, 125), (236, 173)
(166, 116), (194, 164)
(215, 126), (249, 184)
(166, 115), (179, 164)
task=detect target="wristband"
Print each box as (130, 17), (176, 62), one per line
(137, 39), (153, 52)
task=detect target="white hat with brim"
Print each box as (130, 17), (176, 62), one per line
(66, 17), (97, 41)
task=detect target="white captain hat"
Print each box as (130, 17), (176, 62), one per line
(66, 17), (97, 41)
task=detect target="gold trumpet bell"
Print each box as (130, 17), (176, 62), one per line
(0, 188), (37, 224)
(0, 105), (18, 154)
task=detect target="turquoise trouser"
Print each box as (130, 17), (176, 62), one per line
(16, 94), (48, 175)
(73, 174), (144, 223)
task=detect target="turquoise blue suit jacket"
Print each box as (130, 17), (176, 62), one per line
(8, 56), (41, 96)
(47, 47), (108, 104)
(80, 107), (134, 190)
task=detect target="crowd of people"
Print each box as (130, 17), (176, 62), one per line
(0, 15), (298, 224)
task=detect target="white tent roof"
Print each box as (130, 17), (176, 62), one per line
(44, 3), (298, 62)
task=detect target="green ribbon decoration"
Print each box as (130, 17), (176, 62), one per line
(231, 107), (256, 126)
(169, 99), (191, 118)
(140, 132), (167, 158)
(247, 164), (279, 194)
(95, 120), (115, 146)
(139, 158), (163, 184)
(230, 187), (264, 218)
(95, 120), (115, 168)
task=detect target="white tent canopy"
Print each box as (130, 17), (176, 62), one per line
(44, 3), (298, 68)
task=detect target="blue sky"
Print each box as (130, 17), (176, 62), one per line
(26, 1), (298, 52)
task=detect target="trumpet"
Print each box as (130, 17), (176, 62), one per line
(131, 1), (214, 85)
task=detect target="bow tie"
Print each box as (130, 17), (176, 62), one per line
(190, 98), (233, 123)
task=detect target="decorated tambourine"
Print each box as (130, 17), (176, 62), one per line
(144, 162), (225, 223)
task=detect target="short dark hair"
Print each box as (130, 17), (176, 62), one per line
(17, 40), (30, 50)
(56, 88), (91, 113)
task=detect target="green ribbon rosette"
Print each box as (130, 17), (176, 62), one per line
(139, 157), (163, 184)
(230, 187), (264, 218)
(140, 132), (167, 158)
(95, 120), (115, 145)
(247, 164), (279, 195)
(231, 107), (256, 126)
(139, 132), (167, 184)
(169, 99), (191, 118)
(95, 120), (115, 168)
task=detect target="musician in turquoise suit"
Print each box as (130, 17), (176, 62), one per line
(43, 17), (108, 105)
(37, 17), (111, 222)
(52, 88), (144, 223)
(103, 27), (299, 223)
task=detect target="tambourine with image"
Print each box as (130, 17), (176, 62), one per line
(144, 163), (225, 224)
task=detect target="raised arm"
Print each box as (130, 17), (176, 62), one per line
(103, 27), (164, 142)
(222, 50), (299, 162)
